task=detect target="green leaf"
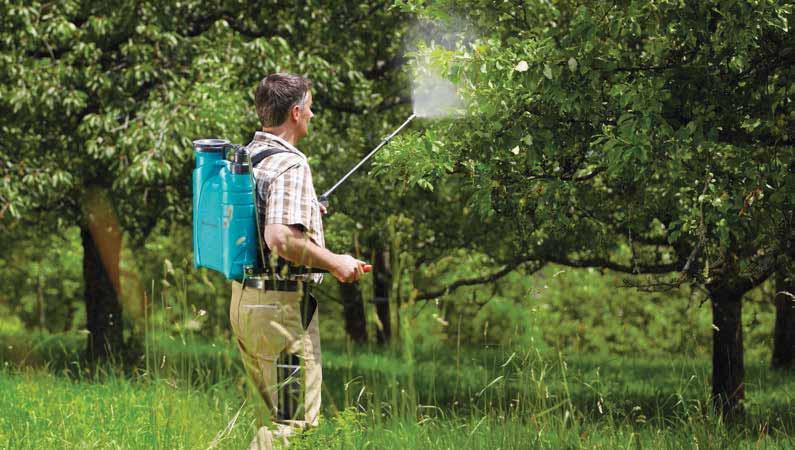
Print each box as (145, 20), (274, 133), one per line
(543, 64), (553, 80)
(567, 57), (578, 73)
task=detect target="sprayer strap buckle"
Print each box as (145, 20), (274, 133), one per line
(243, 278), (301, 292)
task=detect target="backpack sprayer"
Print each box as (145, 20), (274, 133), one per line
(192, 114), (416, 280)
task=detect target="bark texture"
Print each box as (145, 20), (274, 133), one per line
(710, 288), (745, 417)
(81, 226), (124, 360)
(373, 249), (391, 344)
(772, 270), (794, 369)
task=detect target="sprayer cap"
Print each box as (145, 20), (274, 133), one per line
(193, 139), (229, 152)
(230, 146), (250, 174)
(233, 146), (249, 163)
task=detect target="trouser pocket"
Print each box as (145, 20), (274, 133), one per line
(239, 303), (286, 359)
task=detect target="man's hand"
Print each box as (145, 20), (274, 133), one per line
(331, 254), (368, 283)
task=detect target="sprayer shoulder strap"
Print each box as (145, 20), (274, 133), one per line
(250, 147), (294, 168)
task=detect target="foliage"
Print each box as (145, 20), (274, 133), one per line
(0, 0), (412, 238)
(0, 220), (781, 362)
(0, 228), (83, 332)
(382, 0), (793, 288)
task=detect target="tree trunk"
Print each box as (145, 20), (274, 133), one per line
(772, 270), (794, 369)
(710, 288), (745, 418)
(81, 226), (124, 360)
(373, 249), (391, 344)
(340, 282), (367, 343)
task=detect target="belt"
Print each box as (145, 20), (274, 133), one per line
(243, 278), (302, 292)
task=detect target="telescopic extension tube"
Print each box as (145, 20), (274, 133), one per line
(318, 113), (416, 208)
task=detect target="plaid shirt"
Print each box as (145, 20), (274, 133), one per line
(248, 131), (325, 283)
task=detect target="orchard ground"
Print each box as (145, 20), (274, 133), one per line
(1, 326), (792, 449)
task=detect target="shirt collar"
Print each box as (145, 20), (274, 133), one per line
(253, 131), (306, 159)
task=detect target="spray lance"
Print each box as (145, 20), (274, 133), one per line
(318, 113), (416, 210)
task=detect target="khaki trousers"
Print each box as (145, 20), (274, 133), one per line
(230, 281), (322, 432)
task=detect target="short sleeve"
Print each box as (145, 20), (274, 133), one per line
(263, 161), (316, 232)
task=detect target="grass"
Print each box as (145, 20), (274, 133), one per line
(1, 331), (793, 449)
(0, 370), (252, 449)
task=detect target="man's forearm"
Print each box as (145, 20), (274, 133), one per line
(264, 224), (338, 271)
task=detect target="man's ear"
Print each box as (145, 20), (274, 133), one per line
(290, 105), (301, 122)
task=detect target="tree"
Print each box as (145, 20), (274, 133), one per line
(0, 0), (411, 357)
(772, 261), (794, 369)
(383, 0), (793, 417)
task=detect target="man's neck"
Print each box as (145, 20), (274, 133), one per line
(262, 126), (298, 146)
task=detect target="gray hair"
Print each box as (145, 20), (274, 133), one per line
(254, 73), (312, 128)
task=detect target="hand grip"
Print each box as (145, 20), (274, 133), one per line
(361, 264), (372, 273)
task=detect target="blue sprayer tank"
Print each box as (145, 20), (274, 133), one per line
(192, 139), (258, 280)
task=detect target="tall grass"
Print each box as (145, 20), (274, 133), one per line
(0, 259), (792, 449)
(1, 329), (793, 449)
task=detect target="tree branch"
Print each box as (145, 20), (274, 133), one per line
(547, 255), (680, 274)
(415, 256), (543, 301)
(571, 166), (605, 181)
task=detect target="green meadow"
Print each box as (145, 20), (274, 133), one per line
(1, 329), (792, 449)
(1, 240), (792, 449)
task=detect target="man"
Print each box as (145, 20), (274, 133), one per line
(229, 73), (366, 449)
